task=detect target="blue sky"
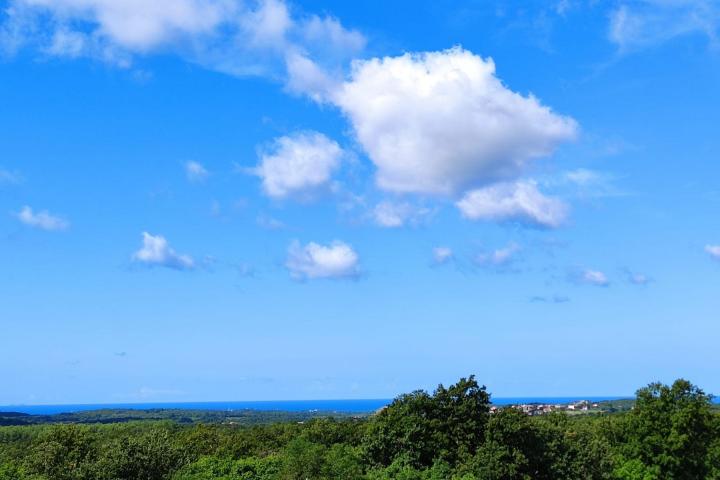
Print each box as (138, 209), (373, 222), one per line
(1, 0), (719, 405)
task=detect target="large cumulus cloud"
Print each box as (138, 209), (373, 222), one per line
(332, 47), (578, 196)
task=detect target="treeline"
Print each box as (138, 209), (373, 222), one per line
(1, 376), (719, 479)
(0, 409), (349, 427)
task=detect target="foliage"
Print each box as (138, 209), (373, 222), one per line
(0, 410), (352, 427)
(26, 424), (97, 480)
(173, 456), (282, 480)
(612, 379), (717, 479)
(363, 375), (490, 468)
(94, 425), (189, 480)
(0, 377), (717, 480)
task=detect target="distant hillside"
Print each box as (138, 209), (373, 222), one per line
(0, 407), (364, 426)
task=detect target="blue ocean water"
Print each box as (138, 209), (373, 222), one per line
(0, 397), (634, 415)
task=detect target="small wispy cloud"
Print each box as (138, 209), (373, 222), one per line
(286, 240), (359, 280)
(253, 132), (343, 200)
(624, 269), (652, 285)
(570, 268), (610, 287)
(432, 247), (454, 265)
(564, 169), (602, 186)
(705, 244), (720, 261)
(457, 181), (568, 229)
(16, 206), (69, 231)
(235, 262), (255, 278)
(475, 243), (521, 269)
(373, 201), (434, 228)
(1, 0), (365, 99)
(132, 232), (195, 270)
(185, 161), (209, 182)
(609, 1), (720, 53)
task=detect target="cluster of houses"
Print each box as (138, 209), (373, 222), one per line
(490, 400), (601, 416)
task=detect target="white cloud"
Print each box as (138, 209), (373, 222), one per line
(432, 247), (454, 265)
(2, 9), (585, 231)
(706, 244), (720, 260)
(456, 181), (568, 228)
(284, 52), (337, 102)
(629, 273), (649, 285)
(241, 0), (291, 50)
(1, 0), (226, 67)
(132, 232), (195, 270)
(583, 270), (609, 286)
(284, 15), (365, 101)
(17, 0), (236, 51)
(16, 206), (69, 230)
(372, 202), (405, 228)
(562, 169), (624, 197)
(372, 201), (433, 228)
(45, 28), (87, 57)
(185, 160), (209, 182)
(475, 243), (520, 267)
(300, 15), (366, 58)
(332, 47), (577, 196)
(2, 0), (365, 87)
(564, 168), (601, 186)
(286, 240), (359, 279)
(609, 1), (720, 52)
(254, 131), (343, 199)
(573, 269), (610, 287)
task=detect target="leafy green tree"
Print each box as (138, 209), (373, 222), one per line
(365, 458), (426, 480)
(614, 379), (715, 479)
(363, 375), (490, 468)
(322, 443), (363, 480)
(612, 458), (659, 480)
(551, 418), (615, 479)
(26, 424), (97, 480)
(706, 433), (720, 479)
(468, 408), (542, 480)
(465, 409), (614, 480)
(279, 437), (326, 480)
(178, 424), (222, 457)
(0, 376), (716, 480)
(172, 455), (282, 480)
(300, 418), (364, 447)
(0, 462), (33, 480)
(433, 377), (492, 464)
(366, 459), (473, 480)
(95, 426), (188, 480)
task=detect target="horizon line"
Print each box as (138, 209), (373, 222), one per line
(1, 395), (638, 409)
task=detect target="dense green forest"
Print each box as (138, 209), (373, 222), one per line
(0, 409), (360, 427)
(1, 376), (718, 479)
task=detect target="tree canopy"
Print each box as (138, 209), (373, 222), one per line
(0, 377), (718, 480)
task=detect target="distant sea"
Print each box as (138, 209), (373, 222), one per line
(1, 397), (632, 416)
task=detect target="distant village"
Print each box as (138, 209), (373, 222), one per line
(493, 400), (603, 416)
